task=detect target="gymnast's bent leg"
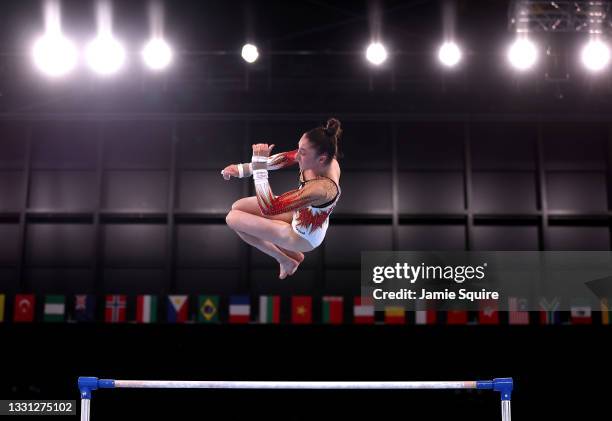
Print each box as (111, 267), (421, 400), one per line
(230, 197), (304, 263)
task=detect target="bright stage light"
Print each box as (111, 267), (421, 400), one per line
(86, 34), (126, 75)
(241, 44), (259, 63)
(438, 41), (462, 67)
(366, 42), (388, 65)
(142, 38), (173, 70)
(581, 39), (610, 72)
(32, 33), (78, 77)
(507, 38), (538, 71)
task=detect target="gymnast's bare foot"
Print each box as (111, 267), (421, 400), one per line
(279, 257), (299, 279)
(280, 249), (304, 265)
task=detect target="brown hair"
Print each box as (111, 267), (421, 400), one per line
(305, 118), (344, 165)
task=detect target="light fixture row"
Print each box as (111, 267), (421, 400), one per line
(33, 36), (611, 78)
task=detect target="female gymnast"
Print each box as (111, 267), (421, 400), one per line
(222, 118), (342, 279)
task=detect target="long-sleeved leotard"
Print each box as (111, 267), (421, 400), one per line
(266, 149), (298, 170)
(236, 149), (298, 178)
(252, 155), (336, 217)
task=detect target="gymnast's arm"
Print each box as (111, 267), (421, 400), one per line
(221, 149), (298, 179)
(252, 164), (329, 216)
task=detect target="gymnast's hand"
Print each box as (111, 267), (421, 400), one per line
(252, 143), (275, 158)
(221, 164), (239, 180)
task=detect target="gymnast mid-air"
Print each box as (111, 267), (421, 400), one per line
(222, 118), (342, 279)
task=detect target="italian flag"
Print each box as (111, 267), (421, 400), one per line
(322, 296), (343, 324)
(415, 310), (437, 325)
(44, 295), (65, 322)
(353, 297), (374, 324)
(136, 295), (157, 323)
(259, 296), (280, 324)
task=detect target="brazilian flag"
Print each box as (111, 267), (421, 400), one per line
(198, 296), (219, 323)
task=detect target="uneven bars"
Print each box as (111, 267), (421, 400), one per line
(78, 376), (513, 421)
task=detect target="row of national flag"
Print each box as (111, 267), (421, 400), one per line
(1, 294), (611, 325)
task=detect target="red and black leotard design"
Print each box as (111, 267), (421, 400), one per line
(267, 149), (298, 171)
(254, 176), (326, 216)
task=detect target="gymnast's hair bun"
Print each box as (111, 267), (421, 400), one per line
(324, 118), (342, 140)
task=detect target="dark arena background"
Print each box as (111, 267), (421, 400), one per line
(1, 1), (611, 420)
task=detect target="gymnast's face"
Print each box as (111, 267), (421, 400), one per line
(297, 135), (327, 171)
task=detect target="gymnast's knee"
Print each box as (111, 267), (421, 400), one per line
(225, 210), (237, 228)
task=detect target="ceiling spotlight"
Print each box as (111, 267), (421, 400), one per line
(142, 38), (173, 70)
(581, 39), (610, 72)
(86, 34), (126, 75)
(366, 42), (388, 66)
(507, 38), (538, 71)
(438, 41), (462, 67)
(241, 43), (259, 63)
(32, 33), (78, 77)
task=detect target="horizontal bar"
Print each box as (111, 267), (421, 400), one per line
(111, 380), (477, 390)
(78, 377), (512, 399)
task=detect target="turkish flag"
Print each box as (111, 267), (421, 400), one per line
(14, 294), (35, 322)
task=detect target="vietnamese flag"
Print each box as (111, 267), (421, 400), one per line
(291, 296), (312, 324)
(322, 296), (343, 324)
(14, 294), (35, 322)
(446, 310), (468, 325)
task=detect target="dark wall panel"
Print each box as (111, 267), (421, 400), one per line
(176, 224), (241, 267)
(175, 268), (242, 293)
(177, 121), (245, 169)
(324, 225), (393, 267)
(103, 224), (166, 266)
(334, 172), (392, 214)
(0, 171), (23, 210)
(547, 172), (608, 212)
(472, 172), (537, 213)
(0, 223), (20, 265)
(471, 123), (536, 170)
(548, 226), (610, 250)
(104, 122), (171, 169)
(0, 268), (19, 293)
(29, 171), (97, 210)
(103, 269), (167, 293)
(398, 172), (464, 213)
(26, 268), (94, 293)
(398, 123), (464, 170)
(472, 226), (540, 250)
(0, 123), (27, 169)
(103, 171), (168, 210)
(252, 268), (316, 294)
(177, 170), (242, 212)
(31, 122), (97, 169)
(543, 123), (606, 170)
(340, 122), (392, 170)
(324, 269), (361, 294)
(25, 224), (94, 266)
(398, 225), (465, 250)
